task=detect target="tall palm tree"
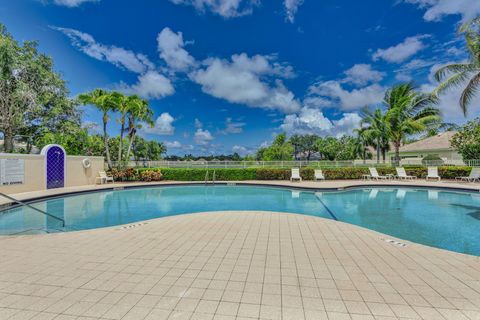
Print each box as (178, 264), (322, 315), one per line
(125, 96), (153, 162)
(434, 17), (480, 115)
(106, 92), (130, 166)
(78, 89), (115, 169)
(385, 83), (441, 164)
(360, 107), (390, 163)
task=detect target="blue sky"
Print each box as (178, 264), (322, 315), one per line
(1, 0), (480, 156)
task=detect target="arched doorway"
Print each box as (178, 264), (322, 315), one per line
(40, 144), (66, 189)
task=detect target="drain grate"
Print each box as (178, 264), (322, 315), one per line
(118, 222), (149, 230)
(382, 238), (407, 247)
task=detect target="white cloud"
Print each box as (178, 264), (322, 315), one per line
(372, 35), (428, 63)
(51, 0), (97, 7)
(157, 27), (196, 72)
(404, 0), (480, 22)
(281, 107), (361, 137)
(343, 64), (385, 86)
(190, 53), (300, 113)
(122, 71), (175, 99)
(307, 81), (385, 111)
(143, 113), (176, 135)
(284, 0), (304, 23)
(220, 118), (245, 134)
(169, 0), (259, 18)
(194, 128), (214, 145)
(165, 141), (182, 148)
(53, 27), (153, 74)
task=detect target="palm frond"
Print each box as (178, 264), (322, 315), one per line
(434, 63), (475, 82)
(459, 72), (480, 116)
(433, 71), (472, 96)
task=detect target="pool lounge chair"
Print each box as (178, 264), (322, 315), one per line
(96, 171), (114, 184)
(396, 167), (417, 180)
(314, 169), (325, 181)
(368, 167), (389, 180)
(426, 167), (441, 181)
(290, 168), (302, 182)
(455, 167), (480, 183)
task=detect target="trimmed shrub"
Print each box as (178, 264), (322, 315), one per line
(139, 170), (163, 182)
(112, 165), (472, 182)
(136, 168), (257, 181)
(108, 168), (138, 181)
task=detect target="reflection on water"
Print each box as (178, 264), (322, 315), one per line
(0, 186), (479, 255)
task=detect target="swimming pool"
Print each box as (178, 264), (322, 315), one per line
(1, 185), (479, 256)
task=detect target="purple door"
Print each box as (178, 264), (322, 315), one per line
(45, 146), (65, 189)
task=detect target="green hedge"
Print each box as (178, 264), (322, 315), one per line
(136, 168), (257, 181)
(109, 166), (473, 181)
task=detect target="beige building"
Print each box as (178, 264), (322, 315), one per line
(387, 131), (461, 163)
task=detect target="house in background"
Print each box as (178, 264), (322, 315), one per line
(386, 131), (461, 164)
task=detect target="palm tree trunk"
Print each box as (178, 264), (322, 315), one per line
(376, 138), (380, 164)
(394, 141), (401, 165)
(103, 114), (113, 170)
(125, 133), (135, 163)
(118, 115), (125, 168)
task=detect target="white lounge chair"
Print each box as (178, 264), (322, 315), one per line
(455, 167), (480, 183)
(96, 171), (114, 184)
(368, 167), (388, 180)
(314, 169), (325, 181)
(290, 168), (302, 182)
(426, 167), (441, 181)
(396, 167), (417, 180)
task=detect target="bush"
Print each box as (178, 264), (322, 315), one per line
(255, 168), (314, 180)
(111, 165), (472, 182)
(136, 168), (257, 181)
(139, 170), (163, 182)
(108, 168), (138, 181)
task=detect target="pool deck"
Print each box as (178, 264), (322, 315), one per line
(0, 181), (480, 320)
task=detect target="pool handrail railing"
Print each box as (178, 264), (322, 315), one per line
(0, 192), (65, 227)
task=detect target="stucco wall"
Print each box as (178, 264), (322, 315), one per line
(0, 153), (104, 194)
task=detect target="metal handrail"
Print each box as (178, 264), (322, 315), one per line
(0, 192), (65, 227)
(212, 170), (216, 185)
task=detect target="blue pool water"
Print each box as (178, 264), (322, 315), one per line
(1, 185), (479, 256)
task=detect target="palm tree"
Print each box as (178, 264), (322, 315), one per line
(106, 92), (130, 166)
(125, 96), (153, 162)
(78, 89), (116, 170)
(353, 128), (371, 164)
(385, 83), (441, 164)
(434, 17), (480, 115)
(360, 107), (390, 163)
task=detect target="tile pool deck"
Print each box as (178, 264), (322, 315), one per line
(0, 181), (479, 320)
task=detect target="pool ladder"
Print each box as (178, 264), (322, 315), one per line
(204, 170), (216, 185)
